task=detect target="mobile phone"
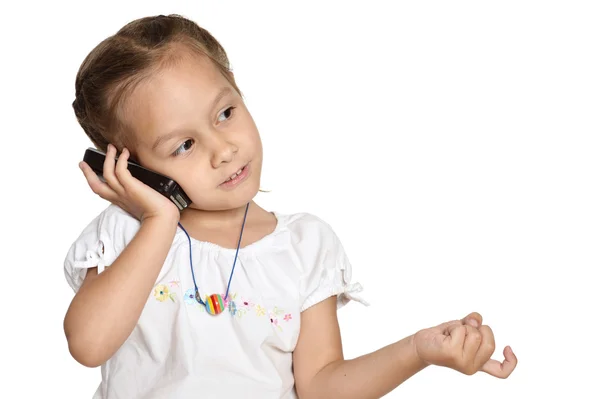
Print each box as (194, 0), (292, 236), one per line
(83, 147), (192, 211)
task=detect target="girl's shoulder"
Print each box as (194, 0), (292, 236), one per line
(264, 211), (350, 269)
(276, 211), (342, 246)
(87, 204), (142, 249)
(63, 204), (140, 292)
(97, 203), (139, 226)
(275, 211), (368, 311)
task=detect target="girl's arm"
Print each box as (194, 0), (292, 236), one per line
(64, 144), (181, 367)
(63, 214), (178, 368)
(293, 297), (517, 399)
(293, 297), (426, 399)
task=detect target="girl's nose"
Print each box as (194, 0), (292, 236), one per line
(210, 136), (238, 168)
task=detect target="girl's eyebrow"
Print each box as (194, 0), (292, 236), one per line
(151, 87), (232, 151)
(152, 128), (196, 151)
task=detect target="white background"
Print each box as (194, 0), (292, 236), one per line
(2, 1), (598, 397)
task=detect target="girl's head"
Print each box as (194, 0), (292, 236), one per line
(72, 14), (262, 211)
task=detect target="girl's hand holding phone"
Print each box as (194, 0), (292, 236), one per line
(79, 144), (180, 223)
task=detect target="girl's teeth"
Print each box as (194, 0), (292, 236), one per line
(227, 168), (243, 182)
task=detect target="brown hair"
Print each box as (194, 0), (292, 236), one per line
(72, 14), (242, 153)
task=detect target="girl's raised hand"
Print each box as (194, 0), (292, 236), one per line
(413, 312), (517, 379)
(79, 144), (180, 223)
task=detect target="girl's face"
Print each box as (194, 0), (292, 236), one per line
(122, 52), (263, 211)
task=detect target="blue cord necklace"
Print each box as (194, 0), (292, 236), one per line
(177, 202), (250, 315)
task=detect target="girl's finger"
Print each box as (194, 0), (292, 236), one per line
(114, 147), (135, 190)
(463, 324), (483, 365)
(80, 161), (118, 202)
(480, 346), (518, 379)
(461, 312), (483, 328)
(449, 324), (467, 350)
(103, 144), (125, 195)
(437, 320), (462, 335)
(474, 325), (496, 369)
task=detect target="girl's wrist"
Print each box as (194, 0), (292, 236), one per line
(408, 333), (429, 370)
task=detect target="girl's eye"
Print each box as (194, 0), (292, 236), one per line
(217, 106), (236, 123)
(173, 139), (194, 156)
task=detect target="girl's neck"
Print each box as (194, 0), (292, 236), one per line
(179, 201), (263, 230)
(177, 200), (277, 249)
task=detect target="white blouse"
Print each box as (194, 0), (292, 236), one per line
(64, 204), (366, 399)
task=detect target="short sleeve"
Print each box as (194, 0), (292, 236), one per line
(63, 205), (138, 292)
(297, 215), (368, 312)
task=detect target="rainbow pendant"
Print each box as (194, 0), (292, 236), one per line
(205, 293), (225, 315)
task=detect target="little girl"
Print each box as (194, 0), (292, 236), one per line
(64, 14), (517, 399)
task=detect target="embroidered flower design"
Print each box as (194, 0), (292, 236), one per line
(224, 293), (247, 318)
(271, 317), (281, 331)
(240, 297), (255, 309)
(184, 289), (197, 305)
(267, 306), (286, 331)
(154, 284), (176, 302)
(180, 289), (292, 330)
(255, 304), (266, 317)
(228, 300), (237, 316)
(271, 306), (284, 316)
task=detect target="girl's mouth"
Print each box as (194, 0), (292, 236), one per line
(220, 164), (250, 188)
